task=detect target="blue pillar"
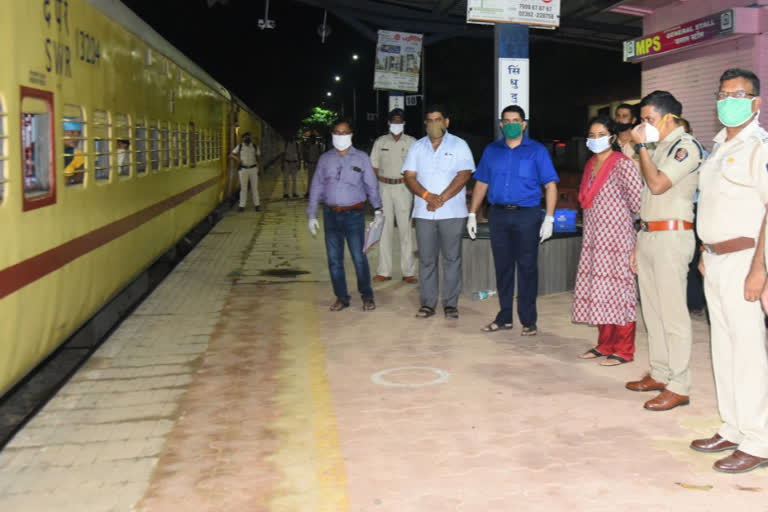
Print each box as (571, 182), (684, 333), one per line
(495, 23), (530, 136)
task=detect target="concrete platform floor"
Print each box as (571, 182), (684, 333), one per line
(1, 168), (766, 511)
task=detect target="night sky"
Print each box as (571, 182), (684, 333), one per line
(121, 0), (640, 160)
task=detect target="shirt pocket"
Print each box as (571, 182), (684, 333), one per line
(341, 166), (364, 186)
(518, 159), (535, 180)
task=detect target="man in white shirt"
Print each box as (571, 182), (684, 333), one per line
(402, 105), (475, 319)
(230, 132), (262, 212)
(370, 109), (418, 283)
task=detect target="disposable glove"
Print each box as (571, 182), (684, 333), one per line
(467, 213), (477, 240)
(308, 218), (320, 236)
(539, 215), (554, 243)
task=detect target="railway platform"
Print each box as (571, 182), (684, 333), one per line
(0, 168), (765, 511)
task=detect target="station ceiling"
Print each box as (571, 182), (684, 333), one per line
(292, 0), (644, 51)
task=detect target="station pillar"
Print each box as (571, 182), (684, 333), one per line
(494, 23), (529, 136)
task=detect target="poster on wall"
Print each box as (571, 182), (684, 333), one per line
(467, 0), (561, 29)
(498, 58), (529, 118)
(374, 30), (423, 92)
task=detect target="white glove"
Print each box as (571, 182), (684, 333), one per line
(370, 209), (383, 228)
(539, 215), (554, 243)
(467, 213), (477, 240)
(308, 218), (320, 236)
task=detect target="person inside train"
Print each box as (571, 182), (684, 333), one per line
(63, 120), (85, 185)
(117, 139), (130, 176)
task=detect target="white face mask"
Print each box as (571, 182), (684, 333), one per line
(586, 135), (612, 154)
(332, 134), (352, 151)
(389, 123), (404, 135)
(644, 122), (660, 143)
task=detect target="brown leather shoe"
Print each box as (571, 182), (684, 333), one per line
(329, 298), (349, 311)
(372, 275), (391, 282)
(402, 276), (418, 283)
(690, 434), (738, 453)
(713, 450), (768, 473)
(643, 390), (689, 411)
(626, 374), (666, 392)
(362, 298), (376, 311)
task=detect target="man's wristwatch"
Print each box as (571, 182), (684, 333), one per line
(634, 143), (647, 154)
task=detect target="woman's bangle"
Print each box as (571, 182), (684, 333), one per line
(421, 190), (429, 199)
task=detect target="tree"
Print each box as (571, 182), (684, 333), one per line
(301, 106), (337, 138)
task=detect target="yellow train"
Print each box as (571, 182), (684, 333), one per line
(0, 0), (282, 397)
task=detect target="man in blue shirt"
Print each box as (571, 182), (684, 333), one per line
(467, 105), (559, 336)
(307, 118), (382, 312)
(403, 105), (476, 319)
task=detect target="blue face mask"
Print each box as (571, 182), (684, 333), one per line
(502, 122), (523, 139)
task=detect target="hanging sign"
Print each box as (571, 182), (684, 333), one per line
(467, 0), (560, 29)
(498, 58), (529, 118)
(623, 9), (734, 62)
(374, 30), (423, 92)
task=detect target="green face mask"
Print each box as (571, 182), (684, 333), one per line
(502, 122), (523, 139)
(717, 97), (756, 127)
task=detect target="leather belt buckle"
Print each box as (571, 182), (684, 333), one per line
(495, 204), (520, 210)
(640, 221), (649, 232)
(702, 244), (715, 254)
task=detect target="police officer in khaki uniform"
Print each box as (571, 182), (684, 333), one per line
(370, 109), (418, 283)
(626, 91), (703, 410)
(692, 69), (768, 474)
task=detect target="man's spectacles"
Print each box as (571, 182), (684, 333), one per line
(715, 90), (756, 100)
(500, 119), (523, 125)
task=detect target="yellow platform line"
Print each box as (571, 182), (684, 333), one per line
(268, 283), (349, 511)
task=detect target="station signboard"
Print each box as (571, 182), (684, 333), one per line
(498, 57), (529, 119)
(467, 0), (560, 29)
(374, 30), (423, 92)
(623, 9), (734, 62)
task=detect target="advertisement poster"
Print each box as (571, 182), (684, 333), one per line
(467, 0), (561, 29)
(374, 30), (423, 92)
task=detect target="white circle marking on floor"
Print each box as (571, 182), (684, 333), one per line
(370, 366), (450, 388)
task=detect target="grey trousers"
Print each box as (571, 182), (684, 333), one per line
(414, 217), (465, 310)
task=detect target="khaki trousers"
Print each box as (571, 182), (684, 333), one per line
(636, 230), (694, 395)
(376, 183), (416, 278)
(238, 167), (260, 207)
(704, 249), (768, 457)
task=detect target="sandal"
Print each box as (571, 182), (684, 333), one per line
(600, 355), (631, 366)
(481, 322), (513, 332)
(444, 306), (459, 319)
(580, 348), (606, 359)
(415, 306), (435, 318)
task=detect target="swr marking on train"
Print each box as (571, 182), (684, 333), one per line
(43, 0), (70, 34)
(45, 38), (72, 77)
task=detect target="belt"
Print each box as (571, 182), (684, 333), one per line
(240, 164), (258, 169)
(378, 176), (404, 184)
(492, 204), (535, 210)
(640, 220), (694, 232)
(702, 236), (755, 255)
(329, 202), (364, 212)
(285, 159), (298, 162)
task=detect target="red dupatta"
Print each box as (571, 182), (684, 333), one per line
(578, 151), (627, 209)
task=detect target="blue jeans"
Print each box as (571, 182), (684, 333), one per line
(488, 206), (543, 326)
(323, 207), (373, 303)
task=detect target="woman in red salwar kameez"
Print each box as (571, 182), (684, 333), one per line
(573, 116), (643, 366)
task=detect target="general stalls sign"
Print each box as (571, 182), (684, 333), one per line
(623, 9), (734, 62)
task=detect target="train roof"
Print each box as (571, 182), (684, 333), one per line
(88, 0), (257, 117)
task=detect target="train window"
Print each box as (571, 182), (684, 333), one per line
(134, 121), (147, 174)
(180, 127), (188, 166)
(149, 121), (159, 171)
(92, 110), (111, 181)
(21, 90), (55, 209)
(114, 113), (131, 177)
(202, 130), (209, 161)
(189, 121), (196, 168)
(171, 125), (179, 167)
(160, 122), (170, 168)
(0, 99), (6, 202)
(63, 104), (86, 187)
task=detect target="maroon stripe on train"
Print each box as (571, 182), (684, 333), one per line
(0, 177), (219, 300)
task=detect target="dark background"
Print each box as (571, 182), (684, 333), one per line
(121, 0), (640, 161)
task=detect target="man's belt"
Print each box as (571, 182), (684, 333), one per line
(378, 176), (404, 184)
(329, 202), (364, 212)
(285, 159), (298, 162)
(640, 220), (694, 232)
(240, 164), (258, 169)
(492, 204), (535, 210)
(701, 237), (755, 255)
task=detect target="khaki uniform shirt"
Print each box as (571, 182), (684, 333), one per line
(619, 138), (641, 167)
(370, 133), (416, 179)
(640, 126), (702, 222)
(697, 119), (768, 244)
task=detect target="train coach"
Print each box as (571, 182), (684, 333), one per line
(0, 0), (282, 397)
